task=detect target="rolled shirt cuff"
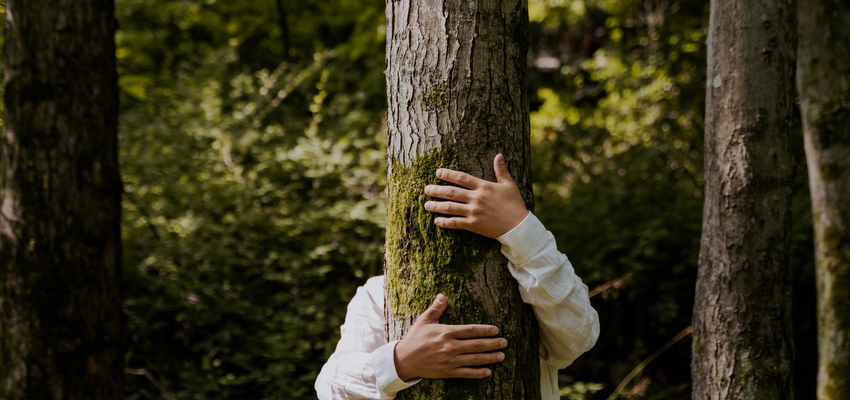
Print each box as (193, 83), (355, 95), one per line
(496, 211), (549, 265)
(374, 340), (421, 395)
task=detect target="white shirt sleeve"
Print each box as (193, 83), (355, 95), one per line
(497, 212), (600, 369)
(315, 276), (420, 399)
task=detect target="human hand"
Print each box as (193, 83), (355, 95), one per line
(423, 154), (529, 238)
(394, 294), (508, 381)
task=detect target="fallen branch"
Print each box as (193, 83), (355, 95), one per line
(606, 325), (693, 400)
(125, 368), (176, 400)
(589, 272), (632, 298)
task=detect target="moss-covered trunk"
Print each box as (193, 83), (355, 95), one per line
(797, 2), (850, 398)
(384, 0), (540, 398)
(691, 0), (797, 399)
(0, 0), (123, 398)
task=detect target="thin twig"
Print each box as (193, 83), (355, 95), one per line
(125, 368), (176, 400)
(606, 325), (693, 400)
(589, 272), (632, 298)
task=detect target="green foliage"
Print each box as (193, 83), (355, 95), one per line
(113, 0), (817, 399)
(117, 0), (388, 398)
(524, 1), (815, 398)
(526, 1), (706, 396)
(560, 382), (604, 400)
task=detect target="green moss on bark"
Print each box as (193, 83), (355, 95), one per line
(825, 358), (850, 399)
(694, 336), (705, 354)
(420, 86), (448, 110)
(387, 147), (510, 399)
(385, 147), (495, 317)
(822, 224), (850, 329)
(818, 211), (850, 399)
(807, 96), (850, 152)
(820, 163), (844, 182)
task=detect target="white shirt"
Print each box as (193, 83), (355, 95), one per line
(315, 212), (600, 399)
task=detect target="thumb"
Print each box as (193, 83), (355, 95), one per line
(417, 293), (447, 324)
(494, 154), (514, 184)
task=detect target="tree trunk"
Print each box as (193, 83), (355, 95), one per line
(0, 0), (123, 399)
(383, 0), (540, 398)
(691, 0), (797, 399)
(797, 2), (850, 399)
(275, 0), (290, 58)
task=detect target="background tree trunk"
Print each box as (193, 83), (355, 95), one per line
(0, 0), (123, 399)
(797, 2), (850, 399)
(691, 0), (796, 399)
(384, 0), (540, 398)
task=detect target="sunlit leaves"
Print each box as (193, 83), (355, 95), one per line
(117, 0), (388, 398)
(527, 0), (708, 395)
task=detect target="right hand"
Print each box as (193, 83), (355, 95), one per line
(393, 294), (508, 381)
(424, 154), (529, 238)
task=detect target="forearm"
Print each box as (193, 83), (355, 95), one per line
(315, 341), (414, 400)
(316, 277), (417, 399)
(420, 158), (600, 368)
(527, 275), (599, 368)
(498, 212), (600, 368)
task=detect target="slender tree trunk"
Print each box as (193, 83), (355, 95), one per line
(384, 0), (540, 398)
(797, 2), (850, 399)
(275, 0), (290, 58)
(0, 1), (123, 399)
(691, 0), (797, 399)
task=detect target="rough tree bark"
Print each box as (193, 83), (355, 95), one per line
(383, 0), (540, 398)
(797, 2), (850, 399)
(0, 0), (123, 399)
(691, 0), (797, 399)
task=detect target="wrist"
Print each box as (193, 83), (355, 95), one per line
(498, 210), (530, 238)
(377, 340), (421, 394)
(393, 341), (415, 382)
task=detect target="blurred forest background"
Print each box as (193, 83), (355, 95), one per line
(17, 0), (814, 398)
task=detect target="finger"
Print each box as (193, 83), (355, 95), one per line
(448, 324), (500, 339)
(424, 201), (470, 216)
(417, 294), (447, 324)
(455, 338), (508, 354)
(494, 154), (515, 185)
(424, 184), (472, 202)
(436, 168), (483, 189)
(433, 217), (472, 230)
(450, 367), (491, 379)
(453, 352), (505, 366)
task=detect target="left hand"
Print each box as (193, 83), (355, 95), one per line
(424, 154), (529, 238)
(394, 294), (507, 381)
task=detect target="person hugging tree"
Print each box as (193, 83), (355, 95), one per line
(316, 154), (600, 400)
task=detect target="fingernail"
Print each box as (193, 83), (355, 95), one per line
(425, 185), (432, 194)
(497, 154), (505, 164)
(424, 201), (431, 209)
(497, 353), (504, 361)
(434, 218), (442, 225)
(492, 327), (499, 335)
(436, 169), (444, 178)
(500, 339), (507, 347)
(485, 369), (492, 377)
